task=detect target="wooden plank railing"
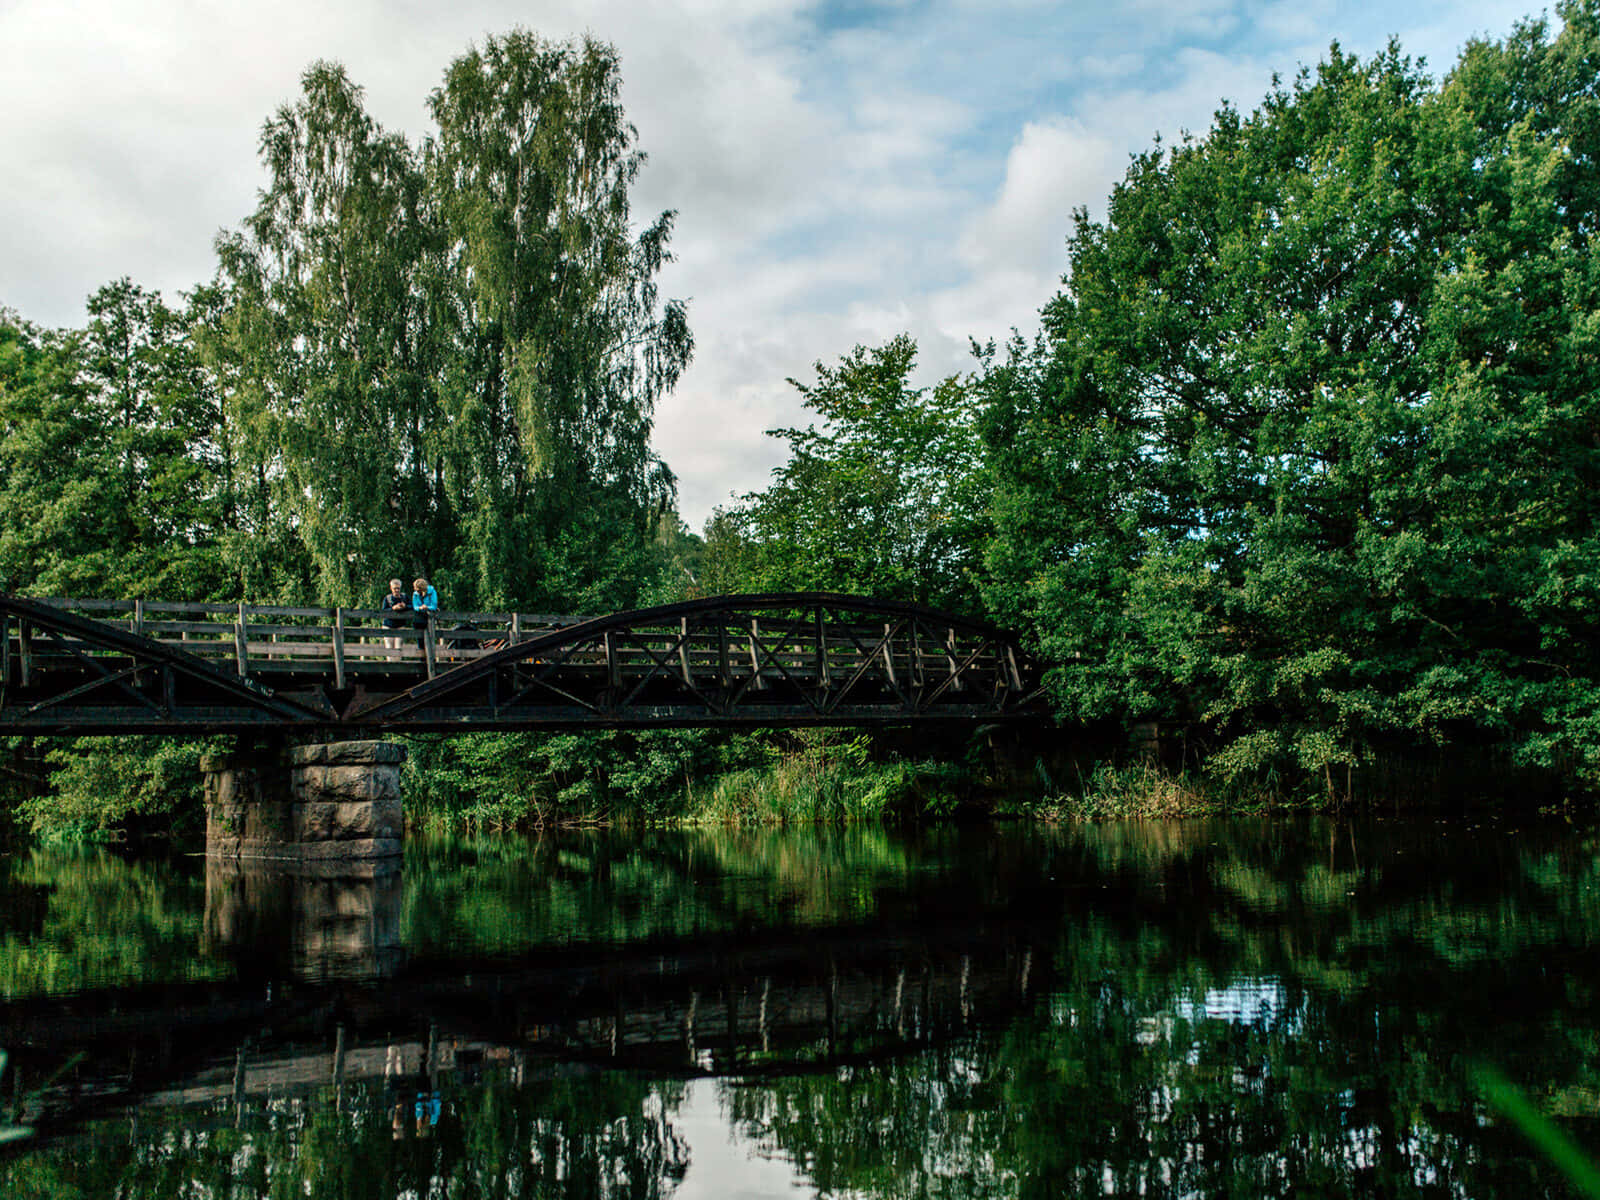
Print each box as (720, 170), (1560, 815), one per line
(22, 599), (586, 682)
(12, 598), (1013, 692)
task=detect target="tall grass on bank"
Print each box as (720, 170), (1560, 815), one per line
(1024, 761), (1295, 821)
(399, 729), (970, 832)
(687, 757), (962, 825)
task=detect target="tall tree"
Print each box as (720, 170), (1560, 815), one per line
(82, 279), (226, 595)
(0, 311), (103, 594)
(210, 33), (692, 611)
(0, 287), (225, 599)
(425, 31), (691, 609)
(213, 62), (442, 604)
(983, 2), (1600, 791)
(722, 336), (988, 611)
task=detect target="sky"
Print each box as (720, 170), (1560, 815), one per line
(0, 0), (1547, 529)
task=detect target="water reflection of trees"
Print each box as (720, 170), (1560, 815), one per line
(4, 820), (1600, 1196)
(5, 1071), (688, 1200)
(399, 825), (1025, 958)
(719, 820), (1600, 1199)
(0, 849), (222, 999)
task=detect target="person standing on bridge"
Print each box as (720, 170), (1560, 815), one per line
(412, 577), (439, 626)
(381, 579), (411, 651)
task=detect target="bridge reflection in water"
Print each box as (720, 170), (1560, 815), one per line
(0, 856), (1049, 1140)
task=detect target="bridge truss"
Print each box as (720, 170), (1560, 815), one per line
(0, 593), (1046, 735)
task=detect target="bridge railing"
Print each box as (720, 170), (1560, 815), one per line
(22, 599), (585, 684)
(8, 596), (1027, 699)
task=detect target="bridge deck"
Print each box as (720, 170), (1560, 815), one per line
(18, 598), (586, 680)
(0, 593), (1045, 733)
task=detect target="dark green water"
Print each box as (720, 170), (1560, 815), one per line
(0, 818), (1597, 1197)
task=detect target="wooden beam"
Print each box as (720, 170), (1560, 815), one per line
(1, 612), (9, 689)
(133, 598), (145, 639)
(1005, 646), (1024, 691)
(679, 617), (693, 686)
(422, 622), (437, 680)
(816, 607), (830, 688)
(881, 623), (897, 687)
(333, 608), (347, 691)
(20, 621), (33, 688)
(748, 618), (766, 690)
(234, 603), (249, 677)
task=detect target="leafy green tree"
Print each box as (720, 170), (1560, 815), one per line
(0, 286), (230, 600)
(211, 32), (691, 612)
(81, 279), (228, 596)
(426, 32), (691, 611)
(983, 3), (1600, 794)
(721, 336), (988, 611)
(0, 311), (100, 594)
(212, 61), (447, 605)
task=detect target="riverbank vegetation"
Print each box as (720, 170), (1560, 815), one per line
(4, 5), (1600, 837)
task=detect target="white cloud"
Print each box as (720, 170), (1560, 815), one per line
(960, 117), (1122, 275)
(0, 0), (1553, 532)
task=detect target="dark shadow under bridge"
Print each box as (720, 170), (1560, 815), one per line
(0, 592), (1047, 735)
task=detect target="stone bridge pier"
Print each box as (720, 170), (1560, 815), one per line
(203, 740), (405, 861)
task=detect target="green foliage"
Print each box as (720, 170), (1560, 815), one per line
(211, 32), (690, 611)
(0, 291), (227, 599)
(692, 730), (968, 823)
(401, 729), (762, 831)
(400, 727), (977, 830)
(0, 847), (221, 999)
(983, 4), (1600, 794)
(19, 739), (209, 842)
(717, 336), (989, 610)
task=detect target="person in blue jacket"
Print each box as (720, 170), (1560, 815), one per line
(411, 577), (439, 626)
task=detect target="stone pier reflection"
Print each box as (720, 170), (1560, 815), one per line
(204, 856), (404, 981)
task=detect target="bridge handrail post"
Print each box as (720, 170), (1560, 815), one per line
(133, 598), (144, 639)
(422, 621), (437, 679)
(511, 613), (522, 644)
(19, 619), (32, 687)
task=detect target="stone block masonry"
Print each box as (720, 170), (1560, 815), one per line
(205, 740), (406, 860)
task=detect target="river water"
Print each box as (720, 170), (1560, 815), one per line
(0, 817), (1596, 1197)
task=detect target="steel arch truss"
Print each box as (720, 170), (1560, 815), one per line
(0, 595), (330, 734)
(351, 593), (1046, 731)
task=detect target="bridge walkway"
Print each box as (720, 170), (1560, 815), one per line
(0, 593), (1046, 734)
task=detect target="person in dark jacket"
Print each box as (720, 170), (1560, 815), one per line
(380, 578), (410, 652)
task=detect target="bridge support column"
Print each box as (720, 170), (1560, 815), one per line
(204, 740), (405, 861)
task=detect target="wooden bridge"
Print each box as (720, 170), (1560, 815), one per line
(0, 592), (1046, 734)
